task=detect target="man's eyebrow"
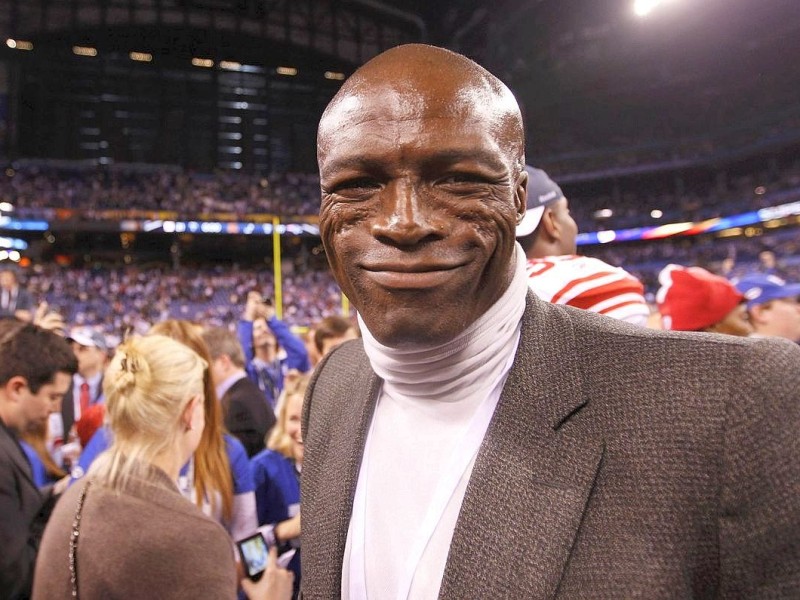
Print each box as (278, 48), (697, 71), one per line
(322, 150), (511, 176)
(320, 157), (388, 176)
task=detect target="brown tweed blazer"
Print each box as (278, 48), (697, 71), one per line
(301, 291), (800, 599)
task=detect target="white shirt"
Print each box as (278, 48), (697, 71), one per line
(342, 244), (529, 600)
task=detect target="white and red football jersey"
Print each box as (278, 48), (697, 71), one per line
(526, 255), (649, 326)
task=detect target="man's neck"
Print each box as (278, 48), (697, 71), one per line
(78, 368), (102, 382)
(216, 368), (247, 400)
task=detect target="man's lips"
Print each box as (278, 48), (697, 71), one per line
(361, 262), (465, 289)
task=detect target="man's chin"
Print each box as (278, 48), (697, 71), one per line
(365, 316), (466, 349)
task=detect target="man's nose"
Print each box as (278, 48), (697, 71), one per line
(370, 180), (445, 245)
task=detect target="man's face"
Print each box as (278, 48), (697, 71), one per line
(20, 372), (71, 433)
(708, 303), (754, 337)
(318, 87), (525, 347)
(72, 343), (106, 376)
(252, 318), (277, 351)
(753, 297), (800, 342)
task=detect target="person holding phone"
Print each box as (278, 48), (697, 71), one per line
(32, 335), (292, 600)
(250, 376), (308, 597)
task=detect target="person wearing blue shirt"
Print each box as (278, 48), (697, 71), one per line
(251, 376), (307, 598)
(238, 291), (309, 409)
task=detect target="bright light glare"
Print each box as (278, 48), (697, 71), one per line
(634, 0), (660, 17)
(651, 209), (663, 218)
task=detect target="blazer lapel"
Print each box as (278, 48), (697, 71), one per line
(440, 294), (604, 599)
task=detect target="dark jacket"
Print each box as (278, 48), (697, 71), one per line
(0, 420), (57, 600)
(301, 291), (800, 599)
(222, 375), (276, 458)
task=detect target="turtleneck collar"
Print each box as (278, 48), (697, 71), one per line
(359, 244), (528, 403)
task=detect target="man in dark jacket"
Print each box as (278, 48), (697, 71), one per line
(203, 326), (275, 458)
(0, 320), (76, 599)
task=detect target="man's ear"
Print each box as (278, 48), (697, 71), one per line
(3, 376), (28, 404)
(514, 168), (528, 225)
(539, 206), (560, 242)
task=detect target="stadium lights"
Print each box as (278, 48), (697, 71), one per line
(73, 46), (98, 57)
(651, 209), (663, 218)
(324, 71), (346, 81)
(633, 0), (663, 17)
(276, 66), (298, 76)
(220, 60), (242, 70)
(192, 57), (214, 68)
(0, 250), (21, 262)
(0, 202), (14, 212)
(129, 51), (153, 62)
(6, 39), (33, 50)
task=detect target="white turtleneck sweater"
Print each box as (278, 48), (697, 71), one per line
(342, 245), (529, 600)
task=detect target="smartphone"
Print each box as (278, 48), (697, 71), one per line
(236, 532), (270, 582)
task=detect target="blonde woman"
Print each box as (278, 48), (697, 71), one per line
(74, 320), (258, 541)
(33, 335), (292, 600)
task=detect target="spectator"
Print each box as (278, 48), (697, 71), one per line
(0, 320), (76, 598)
(656, 264), (753, 336)
(204, 326), (276, 458)
(238, 292), (310, 408)
(313, 316), (359, 359)
(251, 376), (309, 598)
(73, 320), (260, 542)
(516, 165), (649, 325)
(733, 273), (800, 342)
(0, 267), (35, 321)
(54, 328), (108, 472)
(150, 320), (257, 540)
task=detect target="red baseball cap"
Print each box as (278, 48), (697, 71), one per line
(656, 265), (744, 331)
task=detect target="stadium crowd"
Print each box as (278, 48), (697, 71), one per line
(3, 163), (320, 219)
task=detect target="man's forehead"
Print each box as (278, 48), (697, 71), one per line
(319, 81), (519, 141)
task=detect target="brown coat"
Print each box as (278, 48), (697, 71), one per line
(301, 291), (800, 599)
(33, 463), (237, 599)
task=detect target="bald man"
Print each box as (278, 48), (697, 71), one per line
(302, 44), (800, 599)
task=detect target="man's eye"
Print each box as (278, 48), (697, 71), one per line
(439, 174), (486, 185)
(331, 178), (381, 194)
